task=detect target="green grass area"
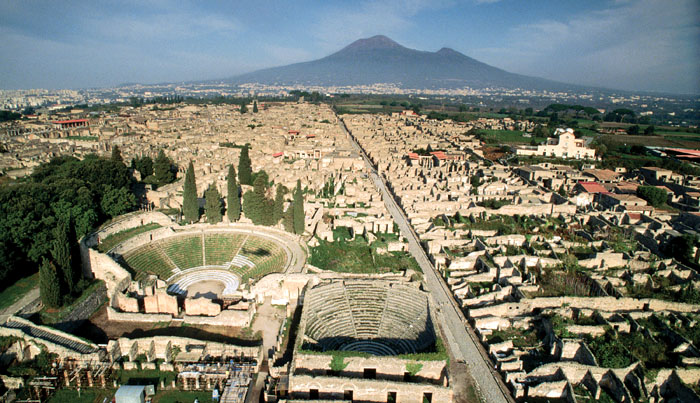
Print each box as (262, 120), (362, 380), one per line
(310, 227), (420, 274)
(67, 136), (98, 141)
(487, 327), (539, 349)
(153, 390), (213, 403)
(116, 369), (177, 385)
(97, 223), (162, 253)
(0, 273), (38, 311)
(476, 129), (547, 144)
(48, 389), (115, 403)
(585, 332), (635, 368)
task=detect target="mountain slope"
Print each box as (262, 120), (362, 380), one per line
(229, 35), (573, 91)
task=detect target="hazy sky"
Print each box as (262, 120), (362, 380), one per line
(1, 0), (699, 94)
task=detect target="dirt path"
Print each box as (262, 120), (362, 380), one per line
(0, 286), (40, 323)
(251, 297), (285, 361)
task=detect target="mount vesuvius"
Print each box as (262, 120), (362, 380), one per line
(227, 35), (579, 91)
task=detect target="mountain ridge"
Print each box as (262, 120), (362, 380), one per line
(227, 35), (580, 91)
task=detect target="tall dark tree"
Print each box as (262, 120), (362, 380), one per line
(253, 101), (259, 113)
(183, 161), (199, 223)
(293, 180), (305, 235)
(238, 145), (252, 185)
(273, 185), (286, 224)
(111, 145), (123, 163)
(240, 103), (248, 114)
(133, 156), (153, 178)
(39, 258), (61, 309)
(204, 185), (223, 224)
(101, 186), (136, 218)
(227, 165), (240, 222)
(154, 150), (175, 185)
(283, 204), (294, 233)
(51, 219), (75, 294)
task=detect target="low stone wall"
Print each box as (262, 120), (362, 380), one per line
(289, 374), (453, 403)
(80, 244), (131, 295)
(294, 353), (446, 383)
(183, 308), (252, 327)
(87, 211), (174, 247)
(468, 296), (700, 318)
(107, 335), (261, 365)
(105, 306), (172, 322)
(53, 282), (107, 332)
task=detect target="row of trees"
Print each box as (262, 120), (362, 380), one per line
(180, 146), (305, 234)
(129, 149), (177, 188)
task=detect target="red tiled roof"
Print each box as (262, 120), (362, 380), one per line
(53, 119), (88, 124)
(288, 130), (300, 134)
(407, 152), (419, 160)
(627, 213), (642, 220)
(577, 181), (607, 193)
(272, 152), (283, 157)
(430, 151), (447, 160)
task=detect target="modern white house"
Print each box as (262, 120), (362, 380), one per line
(515, 128), (596, 159)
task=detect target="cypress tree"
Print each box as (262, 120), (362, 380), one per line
(253, 101), (258, 113)
(283, 204), (294, 233)
(242, 190), (261, 224)
(183, 161), (199, 223)
(240, 103), (248, 114)
(273, 185), (286, 224)
(204, 185), (223, 224)
(154, 149), (175, 185)
(111, 145), (123, 163)
(293, 180), (305, 235)
(51, 219), (74, 294)
(40, 258), (61, 309)
(227, 165), (240, 222)
(238, 145), (252, 185)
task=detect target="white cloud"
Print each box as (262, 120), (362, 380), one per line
(473, 0), (700, 93)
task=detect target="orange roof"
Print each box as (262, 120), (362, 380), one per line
(272, 152), (283, 157)
(577, 181), (607, 193)
(407, 152), (419, 160)
(53, 119), (88, 124)
(430, 151), (447, 160)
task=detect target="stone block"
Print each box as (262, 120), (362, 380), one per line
(184, 298), (221, 316)
(156, 292), (179, 316)
(143, 295), (159, 314)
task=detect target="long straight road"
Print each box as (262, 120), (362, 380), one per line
(338, 117), (513, 403)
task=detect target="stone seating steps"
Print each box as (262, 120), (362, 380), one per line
(123, 244), (176, 280)
(167, 270), (240, 296)
(341, 340), (397, 356)
(162, 235), (203, 269)
(3, 318), (99, 355)
(230, 255), (255, 268)
(204, 234), (246, 266)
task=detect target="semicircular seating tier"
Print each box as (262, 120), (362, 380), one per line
(118, 232), (288, 283)
(302, 281), (436, 356)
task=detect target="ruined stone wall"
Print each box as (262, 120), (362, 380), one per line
(112, 336), (260, 363)
(105, 306), (172, 322)
(468, 296), (700, 318)
(81, 245), (131, 295)
(289, 374), (452, 403)
(293, 353), (446, 383)
(52, 282), (107, 332)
